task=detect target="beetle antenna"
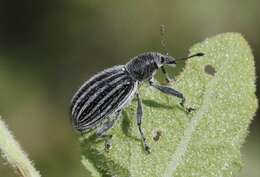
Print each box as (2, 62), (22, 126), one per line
(160, 24), (169, 56)
(177, 52), (205, 61)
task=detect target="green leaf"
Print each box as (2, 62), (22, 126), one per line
(80, 33), (257, 177)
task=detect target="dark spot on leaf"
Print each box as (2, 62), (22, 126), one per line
(204, 64), (216, 76)
(153, 129), (162, 142)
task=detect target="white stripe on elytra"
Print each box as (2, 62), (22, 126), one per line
(77, 75), (127, 122)
(101, 81), (138, 118)
(71, 65), (124, 115)
(81, 81), (138, 130)
(84, 82), (130, 126)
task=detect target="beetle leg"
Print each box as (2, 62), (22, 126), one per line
(136, 92), (151, 154)
(149, 79), (195, 113)
(96, 110), (121, 150)
(161, 66), (176, 83)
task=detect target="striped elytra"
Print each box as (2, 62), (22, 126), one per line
(70, 65), (138, 132)
(70, 51), (204, 153)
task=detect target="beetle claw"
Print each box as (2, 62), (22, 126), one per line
(186, 107), (196, 113)
(144, 145), (151, 154)
(105, 141), (112, 151)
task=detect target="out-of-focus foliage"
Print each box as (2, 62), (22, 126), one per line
(0, 117), (41, 177)
(0, 0), (259, 177)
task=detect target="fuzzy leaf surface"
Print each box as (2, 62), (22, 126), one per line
(80, 33), (257, 177)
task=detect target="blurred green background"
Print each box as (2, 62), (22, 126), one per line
(0, 0), (259, 177)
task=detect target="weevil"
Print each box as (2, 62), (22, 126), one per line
(70, 51), (204, 153)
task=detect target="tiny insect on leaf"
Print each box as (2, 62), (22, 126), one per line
(70, 51), (204, 153)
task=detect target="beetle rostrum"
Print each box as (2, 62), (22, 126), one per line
(70, 52), (204, 153)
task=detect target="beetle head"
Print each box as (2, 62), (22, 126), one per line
(156, 53), (176, 68)
(155, 52), (204, 68)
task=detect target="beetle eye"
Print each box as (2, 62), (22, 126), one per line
(160, 56), (165, 63)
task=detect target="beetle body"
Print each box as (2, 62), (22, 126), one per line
(71, 52), (168, 131)
(70, 51), (203, 153)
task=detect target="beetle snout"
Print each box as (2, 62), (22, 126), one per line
(167, 60), (176, 65)
(164, 56), (176, 67)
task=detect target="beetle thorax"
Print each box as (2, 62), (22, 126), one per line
(125, 52), (160, 81)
